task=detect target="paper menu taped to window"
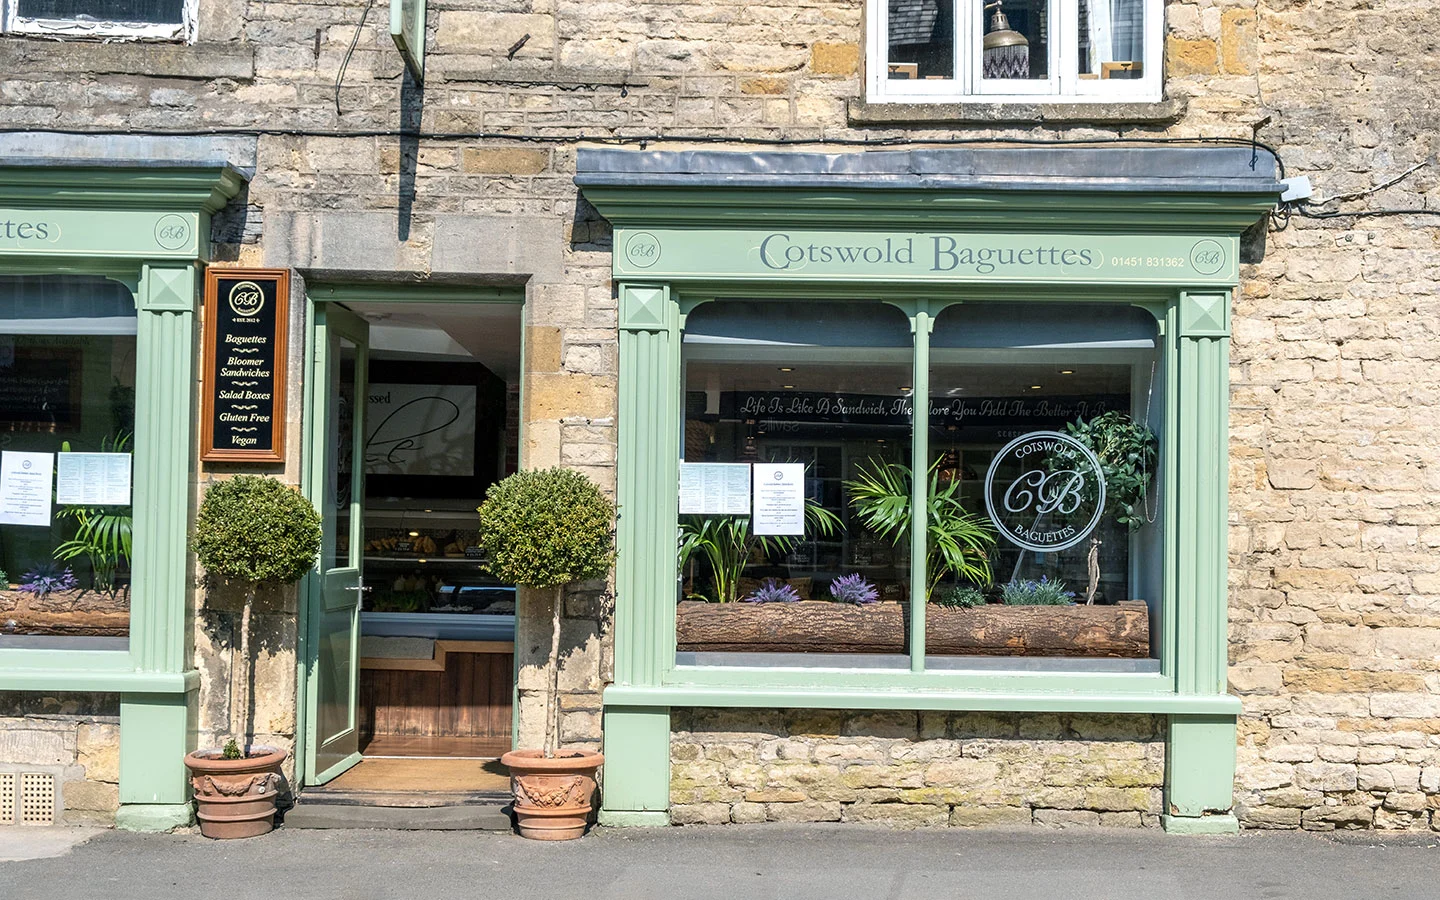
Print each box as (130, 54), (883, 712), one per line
(679, 463), (750, 515)
(751, 462), (806, 536)
(0, 450), (54, 526)
(56, 453), (132, 506)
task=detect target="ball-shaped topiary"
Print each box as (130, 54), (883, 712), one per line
(476, 468), (615, 588)
(193, 475), (323, 585)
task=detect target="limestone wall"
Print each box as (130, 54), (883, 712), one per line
(0, 0), (1436, 829)
(672, 710), (1165, 828)
(0, 694), (120, 826)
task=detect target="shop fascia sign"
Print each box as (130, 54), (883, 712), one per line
(617, 228), (1237, 285)
(0, 208), (200, 258)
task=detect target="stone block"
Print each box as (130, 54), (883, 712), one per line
(462, 147), (550, 175)
(63, 780), (119, 813)
(1098, 812), (1144, 827)
(924, 758), (1002, 788)
(1240, 806), (1303, 828)
(1301, 805), (1374, 830)
(0, 727), (73, 766)
(1294, 762), (1358, 792)
(810, 42), (860, 76)
(765, 800), (842, 823)
(1167, 38), (1219, 76)
(844, 803), (949, 828)
(435, 13), (555, 58)
(949, 805), (1032, 827)
(1221, 10), (1258, 75)
(1082, 787), (1156, 813)
(670, 802), (732, 825)
(76, 723), (119, 784)
(739, 77), (788, 95)
(1033, 809), (1102, 828)
(731, 802), (768, 824)
(526, 373), (617, 421)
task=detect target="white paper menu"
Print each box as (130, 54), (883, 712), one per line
(679, 463), (751, 515)
(751, 462), (806, 536)
(0, 450), (54, 526)
(56, 452), (133, 506)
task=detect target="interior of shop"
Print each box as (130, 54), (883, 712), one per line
(341, 301), (522, 762)
(677, 300), (1163, 666)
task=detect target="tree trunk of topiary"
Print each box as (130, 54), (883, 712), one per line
(229, 586), (255, 751)
(544, 585), (562, 759)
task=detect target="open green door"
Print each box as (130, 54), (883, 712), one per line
(302, 303), (369, 784)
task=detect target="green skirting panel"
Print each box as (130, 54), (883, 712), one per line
(115, 803), (195, 833)
(1165, 713), (1237, 830)
(600, 705), (671, 826)
(119, 691), (195, 808)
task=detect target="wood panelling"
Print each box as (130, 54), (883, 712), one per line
(360, 650), (513, 744)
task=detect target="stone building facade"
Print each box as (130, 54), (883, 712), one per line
(1, 0), (1438, 831)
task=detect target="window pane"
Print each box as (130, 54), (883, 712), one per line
(16, 0), (184, 23)
(889, 0), (955, 80)
(0, 276), (136, 650)
(980, 0), (1049, 80)
(678, 301), (913, 664)
(926, 303), (1161, 667)
(1078, 0), (1146, 80)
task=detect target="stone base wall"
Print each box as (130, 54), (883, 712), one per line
(671, 709), (1164, 828)
(0, 693), (120, 826)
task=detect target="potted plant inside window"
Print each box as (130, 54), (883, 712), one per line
(186, 475), (322, 839)
(479, 467), (615, 840)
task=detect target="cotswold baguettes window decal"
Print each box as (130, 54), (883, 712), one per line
(201, 268), (289, 463)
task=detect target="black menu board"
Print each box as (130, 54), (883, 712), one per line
(202, 269), (289, 462)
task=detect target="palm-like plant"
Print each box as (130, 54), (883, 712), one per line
(845, 458), (996, 601)
(678, 501), (841, 603)
(54, 431), (133, 594)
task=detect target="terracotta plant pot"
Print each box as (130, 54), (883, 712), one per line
(184, 745), (288, 839)
(500, 748), (603, 840)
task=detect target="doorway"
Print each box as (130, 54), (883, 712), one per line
(299, 288), (524, 791)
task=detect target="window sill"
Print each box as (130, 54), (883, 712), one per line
(0, 39), (253, 80)
(848, 98), (1185, 127)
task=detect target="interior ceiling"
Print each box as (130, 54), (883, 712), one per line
(686, 362), (1134, 396)
(354, 302), (523, 378)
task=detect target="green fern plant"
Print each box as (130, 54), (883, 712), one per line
(844, 458), (997, 601)
(678, 501), (840, 604)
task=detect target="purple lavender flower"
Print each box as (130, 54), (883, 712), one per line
(829, 573), (879, 605)
(19, 564), (77, 599)
(742, 577), (801, 603)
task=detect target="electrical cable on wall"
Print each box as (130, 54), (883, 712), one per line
(335, 0), (378, 116)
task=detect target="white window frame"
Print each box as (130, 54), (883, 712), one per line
(1, 0), (196, 41)
(868, 0), (1162, 104)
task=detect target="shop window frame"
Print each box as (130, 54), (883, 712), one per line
(867, 0), (1164, 105)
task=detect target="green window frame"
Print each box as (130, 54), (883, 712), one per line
(0, 163), (246, 831)
(578, 148), (1279, 832)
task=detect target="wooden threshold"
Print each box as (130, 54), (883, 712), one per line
(362, 734), (512, 759)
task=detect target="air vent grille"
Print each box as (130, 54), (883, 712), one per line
(18, 773), (55, 825)
(0, 773), (14, 825)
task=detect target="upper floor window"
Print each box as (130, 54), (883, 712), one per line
(2, 0), (193, 41)
(868, 0), (1162, 103)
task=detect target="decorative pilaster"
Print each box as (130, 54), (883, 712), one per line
(1164, 289), (1238, 833)
(603, 282), (680, 824)
(119, 263), (201, 830)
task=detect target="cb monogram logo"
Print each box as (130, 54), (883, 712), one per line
(1189, 239), (1226, 276)
(228, 281), (266, 317)
(154, 214), (191, 251)
(984, 430), (1106, 553)
(624, 232), (662, 269)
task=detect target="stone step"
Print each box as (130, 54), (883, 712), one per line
(282, 792), (513, 831)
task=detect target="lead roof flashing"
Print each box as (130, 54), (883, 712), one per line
(574, 146), (1283, 196)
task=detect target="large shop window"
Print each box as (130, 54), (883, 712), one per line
(870, 0), (1161, 103)
(675, 299), (1162, 671)
(0, 276), (137, 649)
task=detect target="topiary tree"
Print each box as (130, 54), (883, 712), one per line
(476, 467), (615, 758)
(193, 475), (322, 757)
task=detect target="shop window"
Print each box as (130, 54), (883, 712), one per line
(0, 275), (137, 649)
(2, 0), (193, 40)
(870, 0), (1160, 103)
(677, 301), (913, 662)
(674, 298), (1162, 671)
(925, 303), (1161, 667)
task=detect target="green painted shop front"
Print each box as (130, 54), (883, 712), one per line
(0, 159), (247, 831)
(578, 147), (1282, 833)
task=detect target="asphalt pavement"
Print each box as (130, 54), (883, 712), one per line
(0, 823), (1435, 900)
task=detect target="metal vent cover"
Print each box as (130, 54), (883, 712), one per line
(18, 773), (55, 825)
(0, 773), (13, 825)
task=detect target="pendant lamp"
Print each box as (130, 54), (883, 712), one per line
(982, 1), (1030, 79)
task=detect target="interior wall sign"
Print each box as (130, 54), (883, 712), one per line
(201, 268), (290, 463)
